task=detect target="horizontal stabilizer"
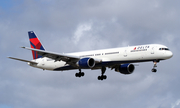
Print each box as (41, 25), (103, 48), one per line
(21, 47), (80, 61)
(8, 57), (38, 64)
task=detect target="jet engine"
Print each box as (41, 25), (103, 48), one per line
(115, 64), (135, 74)
(77, 58), (95, 68)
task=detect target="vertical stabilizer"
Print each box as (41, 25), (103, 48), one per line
(28, 31), (45, 59)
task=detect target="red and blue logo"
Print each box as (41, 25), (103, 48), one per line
(28, 31), (45, 59)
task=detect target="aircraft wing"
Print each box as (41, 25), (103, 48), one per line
(22, 47), (80, 63)
(8, 57), (38, 64)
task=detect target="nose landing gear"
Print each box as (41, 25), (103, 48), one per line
(152, 60), (159, 72)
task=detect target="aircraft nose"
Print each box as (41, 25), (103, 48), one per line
(167, 51), (173, 58)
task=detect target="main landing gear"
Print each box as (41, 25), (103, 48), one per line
(151, 60), (159, 72)
(75, 69), (85, 77)
(97, 66), (107, 80)
(75, 67), (107, 80)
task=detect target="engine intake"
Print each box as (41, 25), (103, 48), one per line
(77, 58), (95, 68)
(115, 64), (135, 74)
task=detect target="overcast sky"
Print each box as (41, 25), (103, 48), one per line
(0, 0), (180, 108)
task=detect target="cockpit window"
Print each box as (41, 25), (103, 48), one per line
(159, 48), (169, 50)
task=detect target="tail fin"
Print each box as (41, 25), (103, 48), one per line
(28, 31), (45, 59)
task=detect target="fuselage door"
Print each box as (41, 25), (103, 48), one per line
(151, 47), (154, 54)
(41, 58), (45, 66)
(124, 49), (127, 57)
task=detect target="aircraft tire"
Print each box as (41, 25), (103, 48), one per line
(103, 75), (107, 79)
(75, 73), (80, 77)
(98, 76), (101, 80)
(151, 69), (157, 72)
(81, 72), (85, 76)
(97, 75), (107, 80)
(98, 76), (103, 80)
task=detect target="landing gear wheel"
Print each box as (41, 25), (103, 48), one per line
(98, 67), (107, 81)
(103, 75), (107, 79)
(81, 72), (85, 76)
(97, 76), (103, 80)
(75, 72), (84, 77)
(75, 69), (85, 78)
(151, 69), (157, 72)
(75, 73), (80, 77)
(98, 76), (103, 80)
(98, 76), (101, 80)
(97, 75), (107, 80)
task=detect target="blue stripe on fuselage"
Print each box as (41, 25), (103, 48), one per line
(53, 59), (164, 71)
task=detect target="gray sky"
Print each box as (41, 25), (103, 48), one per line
(0, 0), (180, 108)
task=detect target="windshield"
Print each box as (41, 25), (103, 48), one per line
(159, 48), (169, 51)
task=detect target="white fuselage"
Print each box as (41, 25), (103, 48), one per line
(29, 44), (173, 71)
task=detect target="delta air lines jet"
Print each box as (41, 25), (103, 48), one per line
(9, 31), (173, 80)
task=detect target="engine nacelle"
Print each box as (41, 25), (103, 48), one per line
(115, 64), (135, 74)
(77, 58), (95, 68)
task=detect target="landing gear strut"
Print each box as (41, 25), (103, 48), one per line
(98, 66), (107, 80)
(75, 69), (85, 77)
(152, 60), (159, 72)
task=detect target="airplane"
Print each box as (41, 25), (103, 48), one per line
(8, 31), (173, 80)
